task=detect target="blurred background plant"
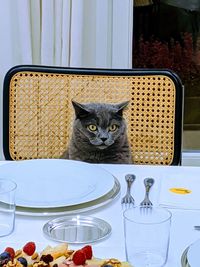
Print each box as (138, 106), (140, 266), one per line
(133, 0), (200, 130)
(133, 32), (200, 85)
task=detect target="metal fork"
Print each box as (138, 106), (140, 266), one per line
(121, 174), (136, 208)
(140, 177), (154, 208)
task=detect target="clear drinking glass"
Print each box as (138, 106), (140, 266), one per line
(0, 179), (17, 236)
(123, 206), (172, 267)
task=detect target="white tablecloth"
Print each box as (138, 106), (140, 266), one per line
(0, 161), (200, 267)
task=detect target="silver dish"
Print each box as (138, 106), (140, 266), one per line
(185, 238), (200, 267)
(16, 177), (120, 216)
(43, 215), (112, 244)
(181, 247), (190, 267)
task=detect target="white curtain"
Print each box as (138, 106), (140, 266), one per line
(0, 0), (133, 159)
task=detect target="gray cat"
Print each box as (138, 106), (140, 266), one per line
(61, 100), (132, 164)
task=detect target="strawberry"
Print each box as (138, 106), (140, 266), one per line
(81, 245), (92, 260)
(72, 250), (86, 265)
(4, 247), (15, 260)
(22, 242), (36, 256)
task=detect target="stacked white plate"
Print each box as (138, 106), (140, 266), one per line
(181, 239), (200, 267)
(0, 159), (120, 216)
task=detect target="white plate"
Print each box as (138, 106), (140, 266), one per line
(186, 238), (200, 267)
(15, 177), (120, 216)
(0, 159), (115, 208)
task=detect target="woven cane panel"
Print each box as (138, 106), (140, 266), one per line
(9, 71), (175, 164)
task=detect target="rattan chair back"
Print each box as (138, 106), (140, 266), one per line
(3, 65), (183, 165)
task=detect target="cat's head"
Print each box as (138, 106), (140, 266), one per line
(71, 100), (129, 150)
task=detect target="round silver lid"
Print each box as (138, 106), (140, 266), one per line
(43, 215), (112, 244)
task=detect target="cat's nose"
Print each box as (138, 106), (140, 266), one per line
(101, 137), (107, 142)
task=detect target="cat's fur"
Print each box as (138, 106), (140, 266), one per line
(61, 101), (132, 164)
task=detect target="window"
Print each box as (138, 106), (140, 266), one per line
(133, 0), (200, 151)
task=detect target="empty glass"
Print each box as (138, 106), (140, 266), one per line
(0, 179), (17, 236)
(123, 206), (172, 267)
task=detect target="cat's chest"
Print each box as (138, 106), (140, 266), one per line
(90, 150), (107, 160)
(84, 149), (121, 163)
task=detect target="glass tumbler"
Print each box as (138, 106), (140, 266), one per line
(0, 179), (17, 236)
(123, 206), (172, 267)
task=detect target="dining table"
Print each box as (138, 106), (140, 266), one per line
(0, 160), (200, 267)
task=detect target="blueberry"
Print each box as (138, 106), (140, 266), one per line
(0, 252), (11, 267)
(17, 257), (28, 267)
(103, 265), (113, 267)
(0, 252), (11, 260)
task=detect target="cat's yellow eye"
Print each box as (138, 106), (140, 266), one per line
(87, 124), (97, 132)
(109, 124), (118, 132)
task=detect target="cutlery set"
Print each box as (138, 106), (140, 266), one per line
(121, 174), (155, 209)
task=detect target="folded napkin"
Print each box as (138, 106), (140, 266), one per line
(158, 168), (200, 210)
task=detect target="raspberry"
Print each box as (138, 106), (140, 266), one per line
(22, 242), (36, 256)
(81, 245), (93, 260)
(72, 250), (86, 265)
(4, 247), (15, 260)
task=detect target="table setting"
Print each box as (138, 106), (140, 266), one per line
(0, 159), (200, 267)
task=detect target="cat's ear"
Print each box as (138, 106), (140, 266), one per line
(72, 100), (90, 118)
(115, 101), (129, 116)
